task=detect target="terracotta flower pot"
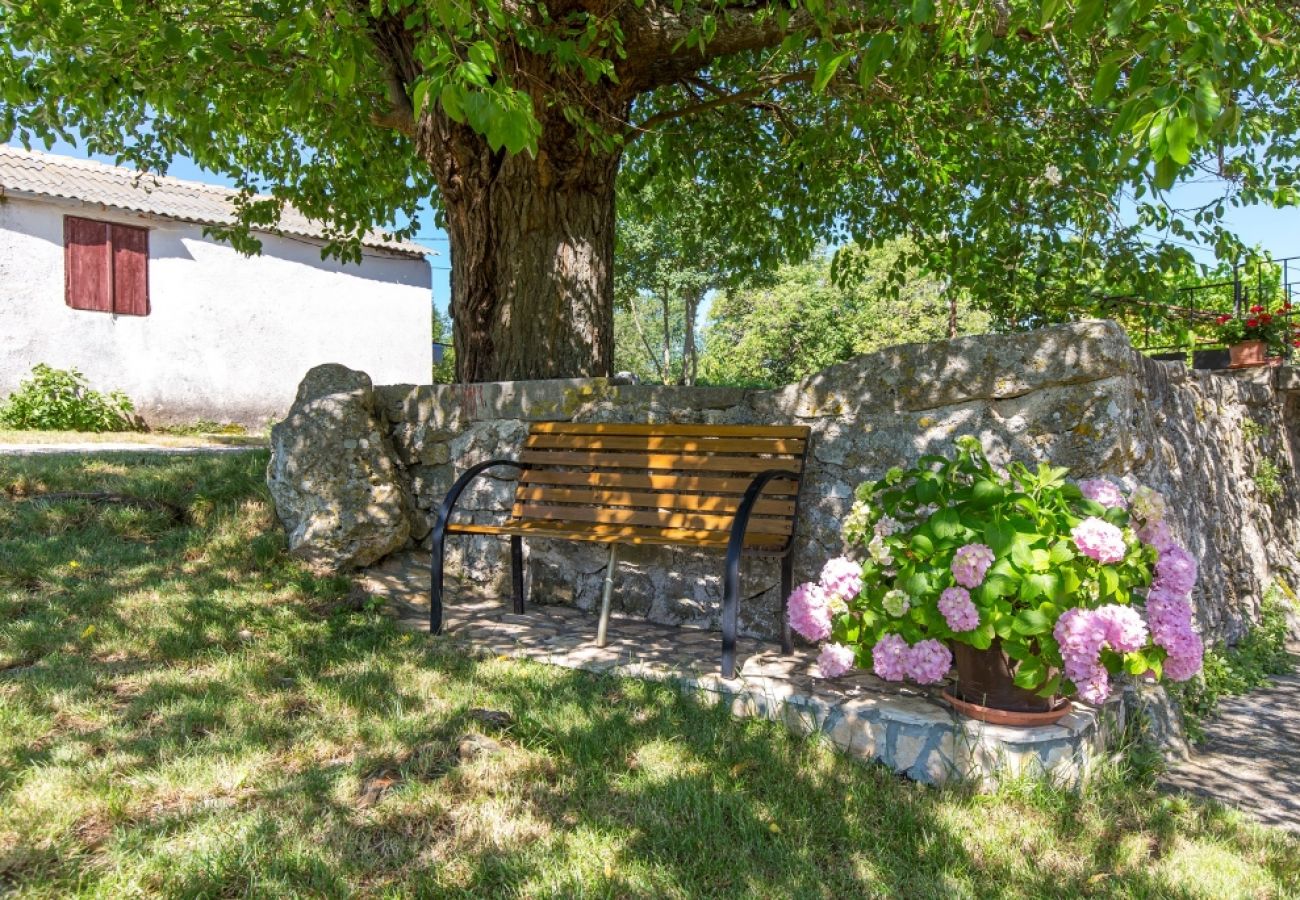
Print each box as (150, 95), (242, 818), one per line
(943, 640), (1072, 727)
(1228, 340), (1268, 368)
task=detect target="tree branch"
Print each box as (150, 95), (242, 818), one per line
(626, 70), (813, 138)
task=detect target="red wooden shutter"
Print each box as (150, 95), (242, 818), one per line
(110, 223), (149, 316)
(64, 217), (112, 312)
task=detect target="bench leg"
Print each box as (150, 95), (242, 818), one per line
(510, 535), (525, 614)
(780, 553), (793, 655)
(596, 544), (619, 647)
(430, 530), (446, 636)
(722, 549), (742, 680)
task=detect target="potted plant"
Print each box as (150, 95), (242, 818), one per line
(787, 437), (1205, 726)
(1214, 303), (1299, 367)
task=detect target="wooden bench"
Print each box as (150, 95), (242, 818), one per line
(429, 422), (811, 678)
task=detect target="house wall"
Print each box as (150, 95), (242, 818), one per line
(0, 195), (431, 427)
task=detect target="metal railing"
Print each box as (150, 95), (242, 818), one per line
(1094, 255), (1299, 365)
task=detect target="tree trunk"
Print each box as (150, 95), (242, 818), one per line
(417, 111), (624, 382)
(681, 287), (700, 386)
(660, 290), (673, 383)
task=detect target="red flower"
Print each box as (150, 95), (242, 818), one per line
(1215, 314), (1231, 325)
(1285, 303), (1295, 311)
(1246, 318), (1259, 328)
(1262, 313), (1274, 323)
(1250, 304), (1265, 313)
(1294, 339), (1300, 347)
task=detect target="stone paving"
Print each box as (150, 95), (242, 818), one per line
(364, 551), (1125, 788)
(1161, 672), (1300, 832)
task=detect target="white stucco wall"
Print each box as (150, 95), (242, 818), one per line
(0, 195), (431, 426)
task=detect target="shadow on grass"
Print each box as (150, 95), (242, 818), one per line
(0, 452), (1296, 897)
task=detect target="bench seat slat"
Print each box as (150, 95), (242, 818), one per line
(512, 503), (793, 535)
(514, 485), (797, 517)
(518, 469), (800, 495)
(526, 434), (805, 455)
(446, 519), (788, 549)
(530, 422), (810, 439)
(518, 449), (803, 474)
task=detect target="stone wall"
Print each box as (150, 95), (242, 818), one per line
(269, 321), (1300, 647)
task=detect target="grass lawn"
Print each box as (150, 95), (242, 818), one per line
(0, 429), (266, 448)
(1, 452), (1297, 898)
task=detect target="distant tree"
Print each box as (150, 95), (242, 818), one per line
(700, 243), (991, 387)
(614, 178), (786, 384)
(431, 304), (456, 384)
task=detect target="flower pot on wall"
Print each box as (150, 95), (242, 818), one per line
(943, 640), (1073, 727)
(1228, 340), (1269, 368)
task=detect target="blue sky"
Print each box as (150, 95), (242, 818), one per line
(35, 139), (1300, 319)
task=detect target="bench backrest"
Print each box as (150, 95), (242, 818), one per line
(512, 422), (810, 546)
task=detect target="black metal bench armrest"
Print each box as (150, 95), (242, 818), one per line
(720, 468), (802, 676)
(725, 469), (801, 561)
(432, 458), (531, 540)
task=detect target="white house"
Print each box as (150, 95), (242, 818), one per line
(0, 146), (432, 427)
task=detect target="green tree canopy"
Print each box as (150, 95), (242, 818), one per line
(4, 2), (1297, 380)
(700, 243), (991, 387)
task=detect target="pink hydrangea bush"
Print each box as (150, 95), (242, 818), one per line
(786, 436), (1204, 705)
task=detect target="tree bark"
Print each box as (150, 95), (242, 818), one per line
(414, 101), (625, 382)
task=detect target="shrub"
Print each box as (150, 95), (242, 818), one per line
(0, 364), (139, 432)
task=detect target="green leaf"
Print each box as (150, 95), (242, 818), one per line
(1092, 60), (1121, 105)
(970, 479), (1004, 507)
(1013, 608), (1052, 636)
(1013, 656), (1047, 690)
(1049, 540), (1075, 565)
(1002, 637), (1031, 660)
(968, 620), (995, 650)
(910, 533), (935, 556)
(1165, 115), (1197, 166)
(813, 48), (852, 93)
(931, 508), (963, 539)
(985, 520), (1014, 556)
(1154, 155), (1179, 190)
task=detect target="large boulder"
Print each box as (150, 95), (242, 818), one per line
(267, 364), (414, 572)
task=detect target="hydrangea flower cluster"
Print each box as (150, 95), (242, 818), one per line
(1053, 604), (1151, 705)
(1079, 478), (1127, 509)
(1131, 486), (1166, 523)
(817, 642), (856, 678)
(882, 589), (910, 617)
(1137, 518), (1177, 553)
(1071, 516), (1127, 564)
(1138, 503), (1203, 682)
(951, 543), (995, 588)
(937, 587), (980, 632)
(787, 582), (832, 642)
(872, 634), (952, 684)
(819, 556), (863, 601)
